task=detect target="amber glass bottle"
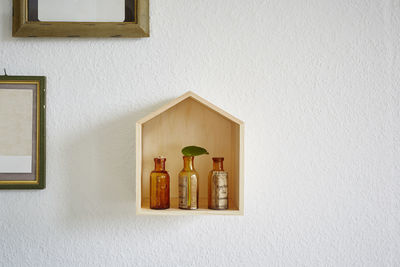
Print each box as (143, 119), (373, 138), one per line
(208, 157), (228, 210)
(150, 157), (170, 209)
(178, 156), (199, 209)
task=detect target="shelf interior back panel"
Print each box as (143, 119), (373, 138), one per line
(141, 97), (240, 210)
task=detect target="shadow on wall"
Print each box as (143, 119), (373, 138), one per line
(62, 101), (172, 224)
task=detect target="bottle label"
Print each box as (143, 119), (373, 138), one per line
(210, 171), (228, 209)
(179, 174), (198, 209)
(179, 176), (188, 208)
(190, 175), (197, 209)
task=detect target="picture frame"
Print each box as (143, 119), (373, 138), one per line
(0, 75), (46, 189)
(12, 0), (149, 38)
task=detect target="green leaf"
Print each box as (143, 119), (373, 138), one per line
(181, 146), (209, 157)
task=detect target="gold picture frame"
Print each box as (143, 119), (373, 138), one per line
(12, 0), (149, 38)
(0, 75), (46, 189)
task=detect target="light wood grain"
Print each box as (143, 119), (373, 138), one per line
(136, 92), (244, 215)
(138, 198), (241, 215)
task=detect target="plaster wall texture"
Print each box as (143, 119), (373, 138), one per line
(0, 0), (399, 266)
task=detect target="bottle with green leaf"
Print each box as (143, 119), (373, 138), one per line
(178, 146), (209, 210)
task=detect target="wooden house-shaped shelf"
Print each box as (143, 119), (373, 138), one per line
(136, 91), (244, 215)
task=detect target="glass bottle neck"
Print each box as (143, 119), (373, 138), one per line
(213, 161), (224, 171)
(183, 156), (195, 171)
(154, 158), (166, 171)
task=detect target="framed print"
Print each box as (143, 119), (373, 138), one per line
(12, 0), (149, 38)
(0, 75), (46, 189)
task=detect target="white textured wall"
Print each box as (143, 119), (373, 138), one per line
(1, 0), (399, 266)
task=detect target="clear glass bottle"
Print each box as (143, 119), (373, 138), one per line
(150, 157), (170, 209)
(179, 156), (199, 209)
(208, 157), (228, 210)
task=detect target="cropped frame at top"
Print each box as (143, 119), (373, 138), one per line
(12, 0), (149, 38)
(0, 76), (46, 189)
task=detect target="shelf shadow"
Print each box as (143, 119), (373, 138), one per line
(62, 101), (173, 225)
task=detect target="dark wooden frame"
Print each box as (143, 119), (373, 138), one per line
(0, 75), (46, 189)
(12, 0), (149, 38)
